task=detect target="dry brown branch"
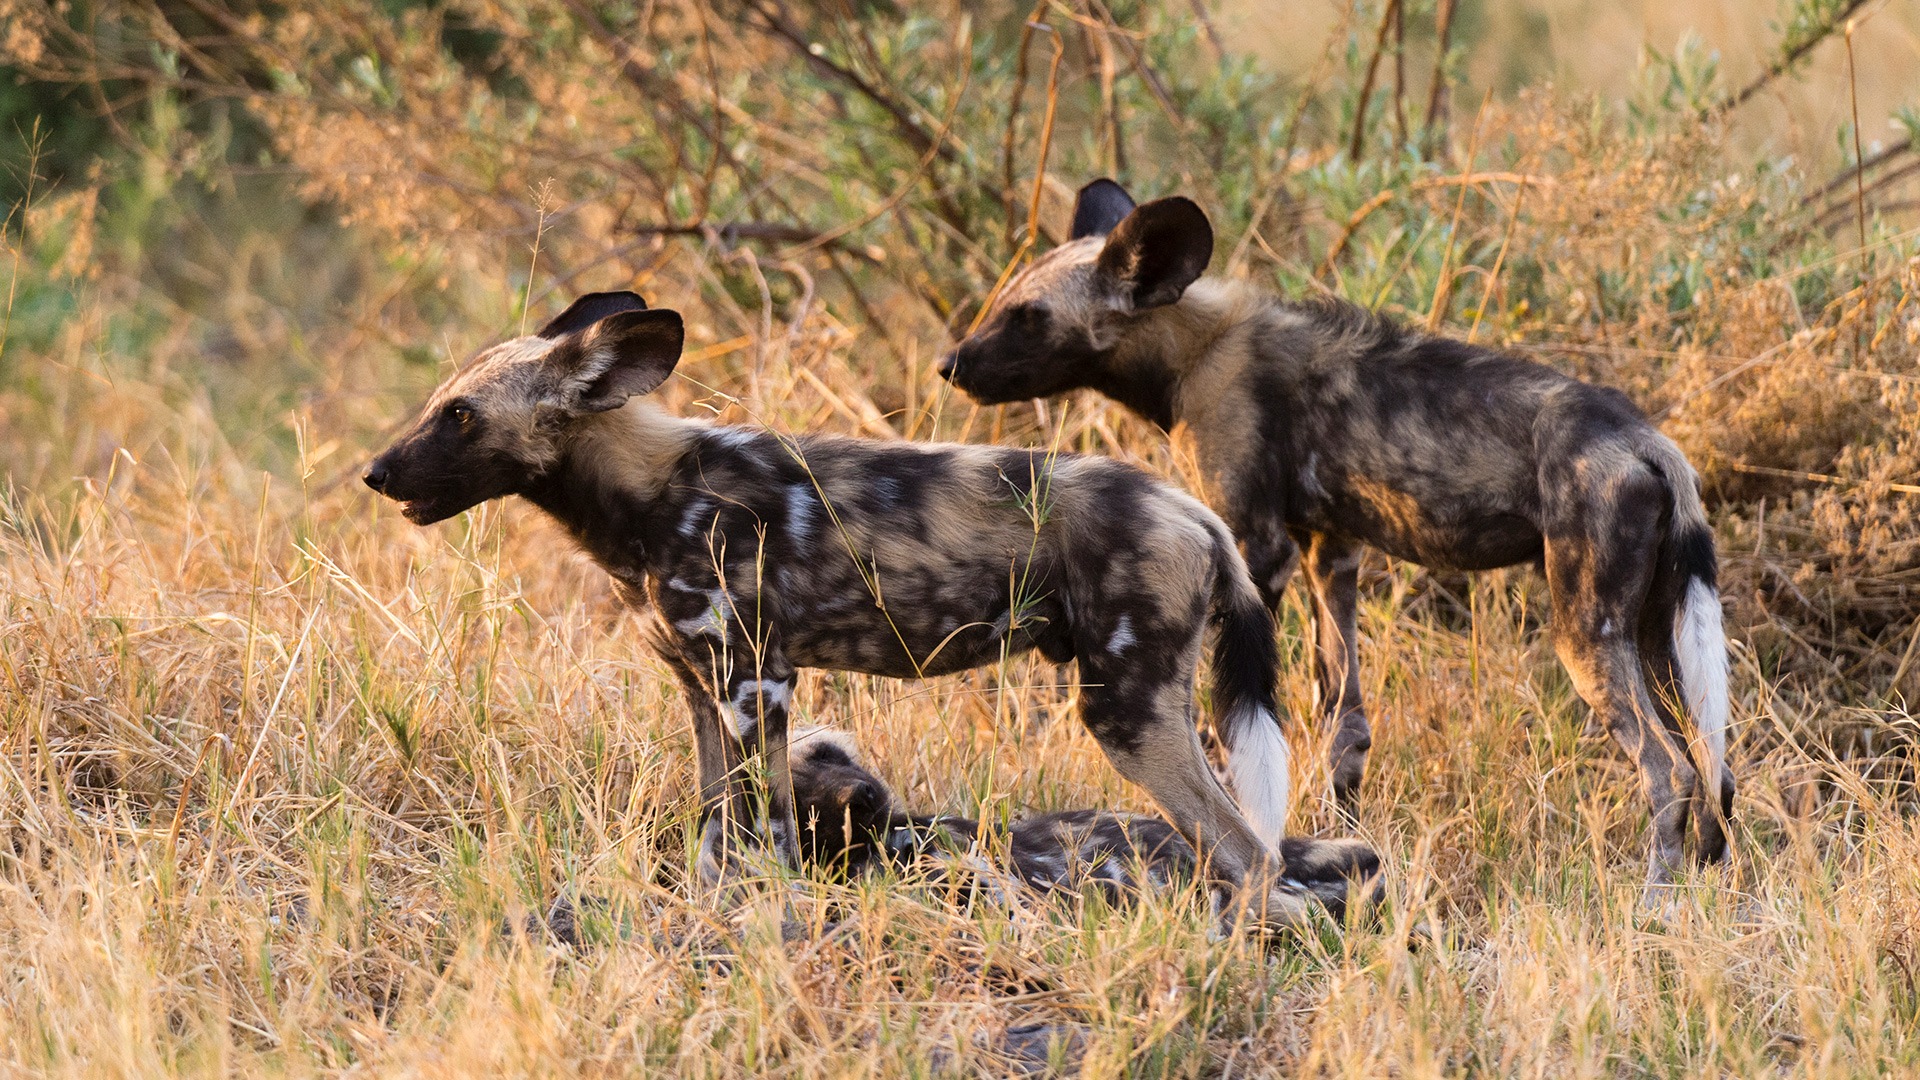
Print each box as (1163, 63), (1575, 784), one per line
(746, 0), (949, 167)
(1390, 0), (1408, 146)
(1807, 138), (1915, 207)
(1000, 4), (1055, 249)
(1348, 0), (1401, 163)
(1704, 0), (1873, 121)
(1425, 0), (1457, 148)
(1813, 161), (1920, 232)
(1425, 92), (1493, 328)
(1730, 462), (1920, 497)
(1186, 0), (1227, 62)
(1315, 170), (1552, 281)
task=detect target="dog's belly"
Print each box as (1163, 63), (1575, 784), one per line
(1384, 513), (1543, 571)
(1302, 488), (1543, 571)
(781, 583), (1070, 680)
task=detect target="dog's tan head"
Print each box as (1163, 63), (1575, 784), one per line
(938, 178), (1214, 406)
(363, 292), (684, 524)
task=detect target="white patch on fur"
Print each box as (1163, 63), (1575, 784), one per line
(790, 724), (864, 766)
(1226, 705), (1293, 850)
(1106, 615), (1137, 655)
(707, 427), (756, 450)
(727, 679), (792, 738)
(678, 498), (714, 538)
(1297, 452), (1328, 501)
(1674, 577), (1731, 791)
(667, 578), (732, 639)
(786, 485), (815, 545)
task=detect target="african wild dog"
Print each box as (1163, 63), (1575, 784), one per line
(362, 291), (1375, 924)
(785, 725), (1381, 919)
(940, 179), (1734, 893)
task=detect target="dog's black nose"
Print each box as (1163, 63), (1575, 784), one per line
(363, 461), (389, 493)
(936, 353), (958, 381)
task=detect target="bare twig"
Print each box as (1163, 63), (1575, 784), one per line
(1425, 0), (1457, 150)
(1000, 5), (1053, 250)
(1348, 0), (1402, 162)
(1186, 0), (1227, 62)
(1845, 20), (1870, 268)
(747, 0), (949, 167)
(1468, 156), (1533, 342)
(631, 221), (856, 248)
(1026, 32), (1068, 248)
(1426, 91), (1492, 329)
(1315, 169), (1549, 281)
(1704, 0), (1871, 121)
(1813, 160), (1920, 231)
(1845, 17), (1873, 357)
(1390, 0), (1408, 146)
(1085, 0), (1217, 187)
(1730, 462), (1920, 497)
(969, 27), (1065, 340)
(1806, 137), (1914, 207)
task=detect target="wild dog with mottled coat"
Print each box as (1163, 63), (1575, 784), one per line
(785, 725), (1381, 919)
(940, 180), (1734, 892)
(363, 291), (1369, 923)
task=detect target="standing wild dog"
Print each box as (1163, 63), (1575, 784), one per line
(940, 180), (1734, 892)
(363, 291), (1375, 924)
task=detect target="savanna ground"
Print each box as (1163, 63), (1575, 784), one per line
(3, 0), (1919, 1074)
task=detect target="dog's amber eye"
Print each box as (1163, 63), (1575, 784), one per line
(445, 403), (475, 426)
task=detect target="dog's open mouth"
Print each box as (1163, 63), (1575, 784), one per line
(400, 499), (449, 525)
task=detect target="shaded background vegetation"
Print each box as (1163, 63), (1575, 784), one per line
(2, 0), (1918, 1074)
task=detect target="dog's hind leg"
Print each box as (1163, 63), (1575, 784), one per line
(1076, 636), (1315, 928)
(1302, 532), (1372, 814)
(1643, 626), (1730, 866)
(1542, 463), (1698, 897)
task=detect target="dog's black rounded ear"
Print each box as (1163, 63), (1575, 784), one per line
(537, 291), (649, 339)
(564, 308), (685, 413)
(1095, 196), (1213, 310)
(1071, 178), (1137, 240)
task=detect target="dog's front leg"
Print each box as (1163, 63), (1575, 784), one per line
(657, 574), (798, 884)
(719, 634), (799, 871)
(661, 649), (753, 886)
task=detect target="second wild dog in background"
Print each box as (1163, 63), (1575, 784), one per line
(361, 291), (1376, 927)
(941, 179), (1733, 898)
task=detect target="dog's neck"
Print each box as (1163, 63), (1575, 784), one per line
(1105, 277), (1269, 431)
(519, 399), (701, 565)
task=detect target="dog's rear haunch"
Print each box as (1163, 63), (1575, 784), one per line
(364, 291), (1373, 927)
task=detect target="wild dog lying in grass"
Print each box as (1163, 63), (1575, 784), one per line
(940, 180), (1734, 895)
(363, 291), (1375, 925)
(786, 725), (1382, 921)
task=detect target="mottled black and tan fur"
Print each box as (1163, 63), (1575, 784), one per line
(363, 292), (1364, 923)
(785, 726), (1380, 920)
(941, 180), (1734, 892)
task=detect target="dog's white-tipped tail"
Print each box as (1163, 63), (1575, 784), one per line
(1227, 705), (1293, 850)
(1675, 576), (1730, 798)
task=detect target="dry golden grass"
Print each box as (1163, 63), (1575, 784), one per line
(4, 0), (1920, 1074)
